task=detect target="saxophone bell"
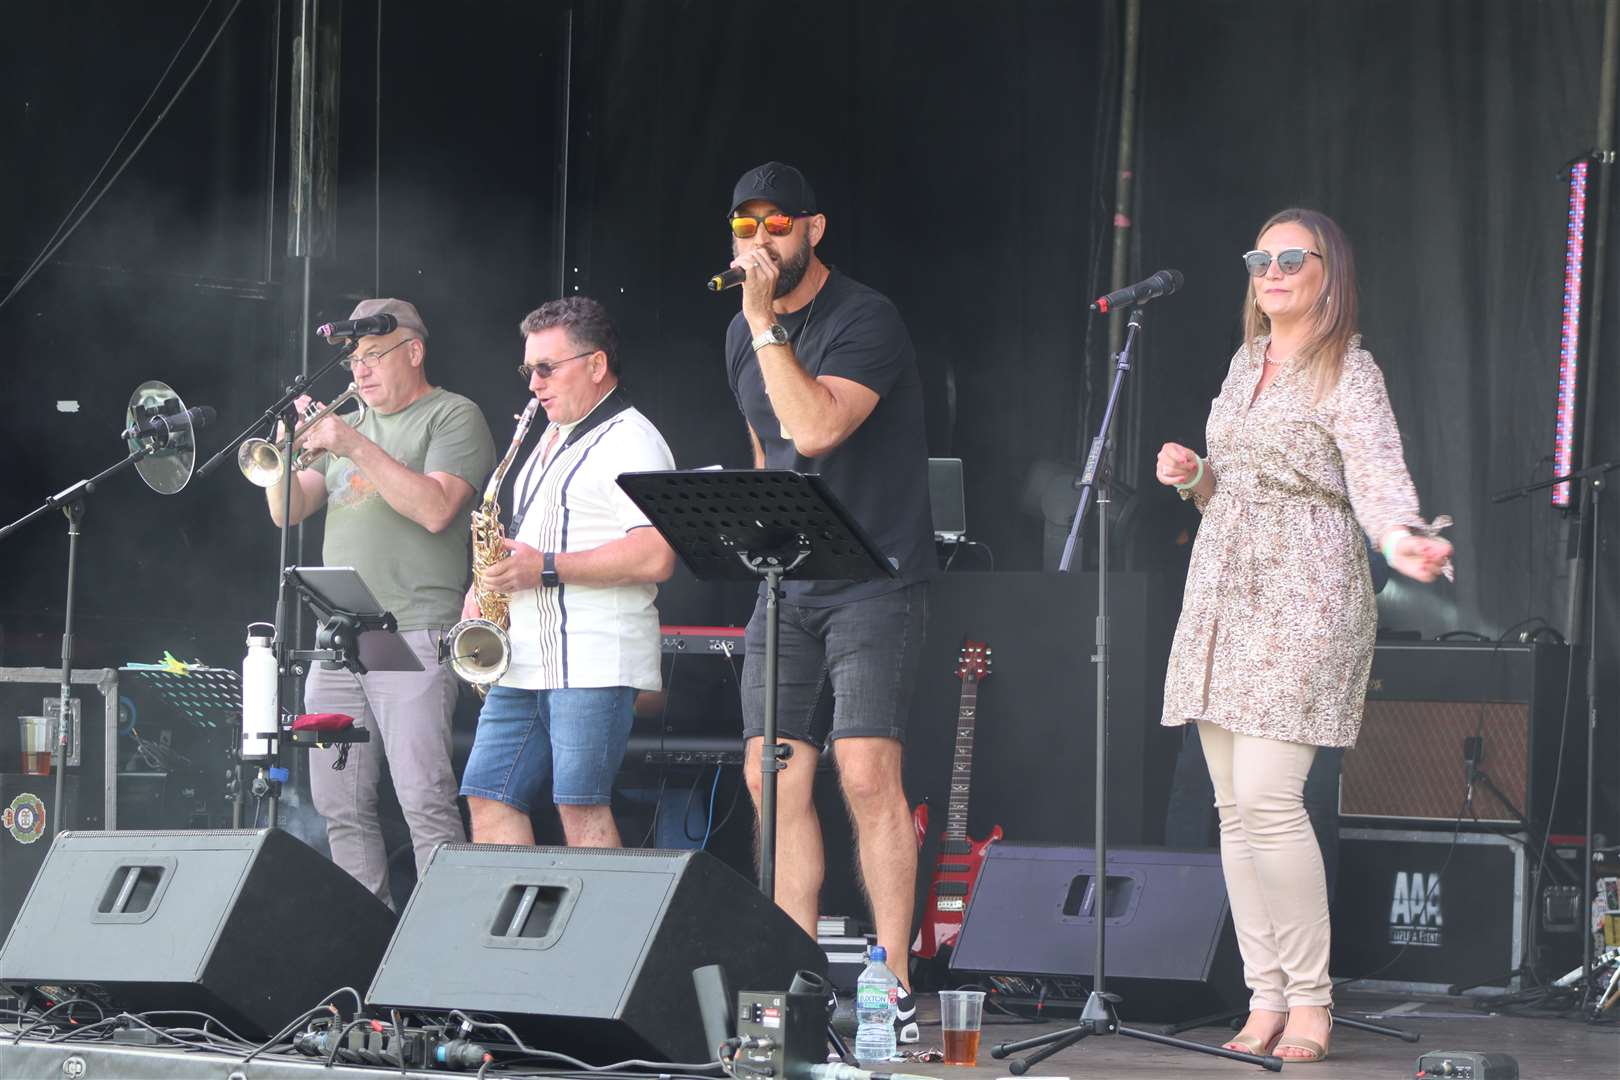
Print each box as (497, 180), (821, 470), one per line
(442, 617), (511, 687)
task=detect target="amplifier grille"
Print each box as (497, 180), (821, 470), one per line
(1341, 700), (1529, 822)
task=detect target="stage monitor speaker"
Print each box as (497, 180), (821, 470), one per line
(0, 828), (395, 1039)
(367, 844), (826, 1064)
(1343, 642), (1580, 830)
(947, 842), (1242, 1020)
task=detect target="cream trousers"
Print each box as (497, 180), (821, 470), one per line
(1198, 719), (1333, 1010)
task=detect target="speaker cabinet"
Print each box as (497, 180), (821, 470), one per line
(947, 842), (1242, 1019)
(1343, 642), (1581, 830)
(0, 829), (396, 1039)
(367, 845), (826, 1064)
(1332, 828), (1527, 991)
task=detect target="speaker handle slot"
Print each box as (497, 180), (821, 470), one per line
(1061, 871), (1141, 922)
(486, 873), (583, 951)
(93, 856), (177, 924)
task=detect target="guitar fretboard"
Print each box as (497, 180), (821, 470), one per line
(945, 678), (978, 840)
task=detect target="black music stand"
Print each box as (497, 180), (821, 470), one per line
(243, 567), (416, 825)
(617, 469), (896, 900)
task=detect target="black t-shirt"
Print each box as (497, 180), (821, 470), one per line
(726, 268), (934, 606)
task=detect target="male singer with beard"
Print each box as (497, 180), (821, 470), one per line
(723, 162), (933, 1043)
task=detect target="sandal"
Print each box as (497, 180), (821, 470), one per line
(1220, 1031), (1281, 1055)
(1274, 1013), (1332, 1063)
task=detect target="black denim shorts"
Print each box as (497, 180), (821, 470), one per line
(740, 582), (928, 747)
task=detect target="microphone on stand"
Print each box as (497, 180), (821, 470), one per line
(316, 313), (398, 339)
(707, 266), (747, 292)
(1090, 269), (1183, 313)
(122, 405), (216, 445)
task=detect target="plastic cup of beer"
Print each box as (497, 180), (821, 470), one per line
(938, 989), (986, 1066)
(18, 716), (52, 776)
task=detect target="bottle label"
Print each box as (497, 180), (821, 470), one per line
(855, 983), (895, 1012)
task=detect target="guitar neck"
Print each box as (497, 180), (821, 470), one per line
(945, 678), (978, 840)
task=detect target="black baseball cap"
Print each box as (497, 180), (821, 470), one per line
(729, 161), (818, 217)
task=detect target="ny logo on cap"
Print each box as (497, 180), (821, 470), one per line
(756, 166), (781, 188)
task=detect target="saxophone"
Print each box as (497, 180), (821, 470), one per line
(444, 398), (541, 692)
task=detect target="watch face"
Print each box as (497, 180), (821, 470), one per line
(769, 324), (789, 344)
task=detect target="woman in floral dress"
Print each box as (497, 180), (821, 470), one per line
(1157, 208), (1453, 1063)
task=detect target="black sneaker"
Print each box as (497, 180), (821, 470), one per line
(895, 989), (919, 1045)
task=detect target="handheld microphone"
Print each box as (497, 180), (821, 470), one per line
(1090, 269), (1183, 313)
(317, 313), (398, 339)
(123, 405), (216, 444)
(707, 267), (747, 292)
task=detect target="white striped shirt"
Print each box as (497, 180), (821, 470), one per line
(500, 396), (673, 690)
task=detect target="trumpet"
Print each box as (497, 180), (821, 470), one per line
(238, 384), (364, 486)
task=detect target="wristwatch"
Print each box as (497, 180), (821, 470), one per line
(541, 551), (560, 589)
(751, 324), (789, 351)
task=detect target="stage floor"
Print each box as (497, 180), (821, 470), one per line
(896, 991), (1617, 1079)
(2, 991), (1613, 1079)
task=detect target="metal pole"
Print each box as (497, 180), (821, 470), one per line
(1568, 0), (1619, 638)
(1107, 0), (1141, 487)
(52, 503), (83, 841)
(555, 4), (575, 298)
(261, 0), (282, 284)
(759, 569), (782, 900)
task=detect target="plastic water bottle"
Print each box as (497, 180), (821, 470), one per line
(853, 944), (899, 1063)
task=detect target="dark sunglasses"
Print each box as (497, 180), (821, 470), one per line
(729, 212), (811, 239)
(517, 350), (594, 381)
(1243, 248), (1322, 277)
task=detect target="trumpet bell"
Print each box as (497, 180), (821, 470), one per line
(444, 618), (511, 687)
(238, 438), (287, 487)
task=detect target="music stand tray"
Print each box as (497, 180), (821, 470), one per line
(616, 469), (896, 898)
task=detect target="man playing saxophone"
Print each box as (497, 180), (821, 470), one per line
(263, 297), (496, 903)
(459, 296), (676, 847)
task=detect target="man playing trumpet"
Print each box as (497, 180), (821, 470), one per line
(459, 296), (676, 848)
(263, 297), (496, 904)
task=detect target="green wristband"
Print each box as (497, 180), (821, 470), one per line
(1381, 529), (1412, 563)
(1173, 456), (1205, 492)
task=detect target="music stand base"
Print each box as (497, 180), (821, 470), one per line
(989, 992), (1282, 1073)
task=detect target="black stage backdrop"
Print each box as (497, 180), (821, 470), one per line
(0, 2), (1614, 848)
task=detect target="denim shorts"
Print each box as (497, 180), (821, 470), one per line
(740, 582), (927, 747)
(460, 685), (636, 811)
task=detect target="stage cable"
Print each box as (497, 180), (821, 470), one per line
(0, 0), (244, 314)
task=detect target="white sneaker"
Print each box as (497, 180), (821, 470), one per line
(895, 989), (919, 1044)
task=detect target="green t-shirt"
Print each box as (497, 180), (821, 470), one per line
(321, 386), (497, 631)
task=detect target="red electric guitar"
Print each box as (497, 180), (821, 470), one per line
(911, 639), (1002, 960)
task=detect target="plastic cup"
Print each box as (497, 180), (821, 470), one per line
(938, 989), (986, 1066)
(18, 716), (52, 776)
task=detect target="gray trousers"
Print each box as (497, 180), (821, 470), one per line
(304, 628), (464, 903)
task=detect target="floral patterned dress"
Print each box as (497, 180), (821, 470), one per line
(1160, 336), (1448, 748)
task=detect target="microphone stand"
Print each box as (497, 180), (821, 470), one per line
(1, 443), (155, 843)
(1491, 458), (1619, 1015)
(202, 340), (358, 828)
(992, 305), (1280, 1073)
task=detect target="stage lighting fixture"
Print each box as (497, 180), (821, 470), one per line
(1553, 158), (1590, 508)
